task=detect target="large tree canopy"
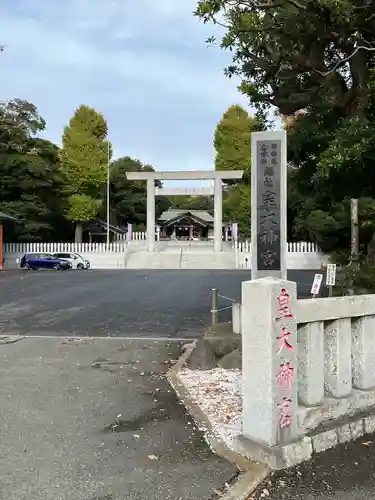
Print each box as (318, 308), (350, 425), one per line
(214, 104), (262, 237)
(0, 99), (70, 241)
(60, 105), (111, 241)
(214, 104), (259, 176)
(0, 99), (46, 149)
(196, 1), (375, 258)
(285, 68), (375, 258)
(195, 0), (375, 118)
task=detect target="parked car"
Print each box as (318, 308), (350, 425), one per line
(52, 252), (90, 269)
(19, 253), (72, 270)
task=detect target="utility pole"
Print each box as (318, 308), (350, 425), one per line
(350, 198), (359, 265)
(348, 198), (359, 296)
(106, 141), (110, 248)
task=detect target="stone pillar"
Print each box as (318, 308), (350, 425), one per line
(224, 226), (229, 242)
(214, 176), (222, 252)
(324, 318), (352, 397)
(251, 131), (287, 280)
(298, 321), (325, 406)
(232, 302), (241, 334)
(352, 316), (375, 390)
(242, 277), (298, 447)
(146, 178), (155, 252)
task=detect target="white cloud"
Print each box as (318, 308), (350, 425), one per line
(0, 0), (252, 175)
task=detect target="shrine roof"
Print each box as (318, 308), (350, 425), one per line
(158, 210), (214, 223)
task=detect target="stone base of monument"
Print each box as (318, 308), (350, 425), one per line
(234, 434), (313, 470)
(234, 409), (375, 470)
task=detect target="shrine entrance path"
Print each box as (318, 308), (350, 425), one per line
(0, 269), (316, 338)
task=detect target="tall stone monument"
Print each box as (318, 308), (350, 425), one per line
(251, 130), (287, 279)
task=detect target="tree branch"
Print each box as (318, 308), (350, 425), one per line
(227, 0), (306, 9)
(256, 0), (306, 9)
(313, 45), (375, 77)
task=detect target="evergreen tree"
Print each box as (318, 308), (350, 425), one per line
(214, 105), (261, 237)
(0, 99), (70, 241)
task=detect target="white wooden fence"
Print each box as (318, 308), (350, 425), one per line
(234, 240), (326, 269)
(3, 242), (131, 269)
(115, 232), (147, 241)
(4, 241), (129, 254)
(2, 238), (325, 270)
(235, 241), (320, 253)
(4, 238), (321, 255)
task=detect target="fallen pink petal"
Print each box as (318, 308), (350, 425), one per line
(179, 368), (242, 449)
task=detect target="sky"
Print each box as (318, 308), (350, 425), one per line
(0, 0), (254, 183)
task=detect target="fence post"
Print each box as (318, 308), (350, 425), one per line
(211, 288), (218, 325)
(242, 277), (298, 447)
(232, 302), (241, 334)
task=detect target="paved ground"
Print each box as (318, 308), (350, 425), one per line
(253, 434), (375, 499)
(0, 269), (316, 338)
(0, 336), (237, 500)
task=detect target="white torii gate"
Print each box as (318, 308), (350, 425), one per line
(125, 170), (244, 252)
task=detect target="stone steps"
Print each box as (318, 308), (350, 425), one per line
(125, 250), (236, 269)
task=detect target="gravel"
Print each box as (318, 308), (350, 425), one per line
(180, 368), (242, 449)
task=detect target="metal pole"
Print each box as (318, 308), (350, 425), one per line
(350, 198), (359, 265)
(106, 141), (110, 248)
(348, 198), (359, 295)
(211, 288), (218, 325)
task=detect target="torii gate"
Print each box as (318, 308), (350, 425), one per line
(125, 170), (243, 252)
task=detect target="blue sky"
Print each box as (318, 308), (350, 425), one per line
(0, 0), (253, 181)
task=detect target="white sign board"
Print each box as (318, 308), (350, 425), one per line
(326, 264), (337, 286)
(311, 274), (323, 296)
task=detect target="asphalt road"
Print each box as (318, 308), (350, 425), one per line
(0, 270), (317, 338)
(0, 337), (237, 500)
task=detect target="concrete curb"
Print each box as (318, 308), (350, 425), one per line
(0, 335), (24, 344)
(167, 341), (270, 499)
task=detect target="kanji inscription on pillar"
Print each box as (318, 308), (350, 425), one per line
(274, 284), (297, 442)
(256, 140), (281, 271)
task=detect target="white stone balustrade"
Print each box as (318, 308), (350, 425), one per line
(241, 279), (375, 448)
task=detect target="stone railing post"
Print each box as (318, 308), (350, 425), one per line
(242, 278), (298, 447)
(232, 303), (241, 334)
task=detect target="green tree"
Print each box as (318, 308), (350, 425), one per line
(285, 70), (375, 259)
(223, 183), (251, 238)
(0, 100), (70, 241)
(0, 99), (46, 150)
(196, 0), (375, 255)
(108, 156), (170, 230)
(214, 105), (261, 179)
(168, 195), (214, 212)
(213, 105), (261, 237)
(60, 105), (110, 242)
(195, 1), (375, 118)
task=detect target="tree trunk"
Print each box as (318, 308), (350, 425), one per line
(74, 222), (83, 243)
